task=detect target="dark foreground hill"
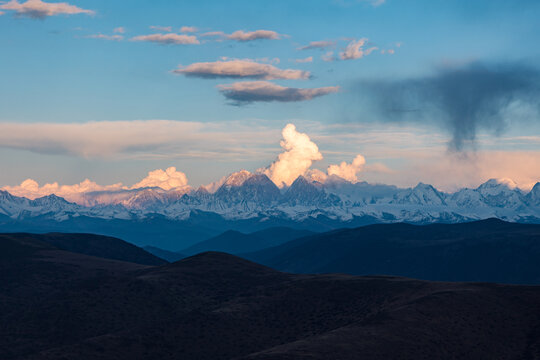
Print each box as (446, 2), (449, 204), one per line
(143, 245), (186, 262)
(245, 218), (540, 284)
(1, 233), (540, 359)
(0, 233), (166, 266)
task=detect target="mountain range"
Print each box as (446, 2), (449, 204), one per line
(1, 172), (539, 249)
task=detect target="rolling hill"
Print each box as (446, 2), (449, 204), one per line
(1, 233), (539, 359)
(244, 218), (540, 284)
(180, 226), (315, 255)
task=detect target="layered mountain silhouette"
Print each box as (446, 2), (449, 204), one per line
(244, 218), (540, 284)
(1, 231), (540, 359)
(180, 226), (316, 255)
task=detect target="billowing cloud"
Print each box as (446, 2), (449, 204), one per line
(86, 34), (123, 41)
(173, 59), (310, 80)
(298, 40), (336, 51)
(218, 81), (339, 104)
(327, 154), (366, 182)
(180, 26), (197, 33)
(355, 62), (540, 151)
(1, 167), (189, 203)
(294, 56), (313, 63)
(113, 27), (125, 34)
(340, 38), (377, 60)
(0, 0), (94, 18)
(150, 25), (172, 32)
(131, 167), (188, 190)
(262, 124), (323, 187)
(2, 178), (124, 203)
(130, 33), (199, 45)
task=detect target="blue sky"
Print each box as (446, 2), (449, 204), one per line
(1, 0), (539, 193)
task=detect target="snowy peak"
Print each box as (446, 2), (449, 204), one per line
(222, 170), (252, 188)
(284, 176), (340, 207)
(477, 178), (518, 194)
(527, 182), (540, 206)
(1, 176), (539, 224)
(476, 178), (525, 208)
(392, 183), (447, 206)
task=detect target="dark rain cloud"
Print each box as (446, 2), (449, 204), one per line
(354, 62), (540, 151)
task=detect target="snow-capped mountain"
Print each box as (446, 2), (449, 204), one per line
(391, 183), (447, 206)
(1, 176), (539, 225)
(527, 183), (540, 207)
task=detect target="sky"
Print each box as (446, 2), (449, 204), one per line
(1, 0), (539, 194)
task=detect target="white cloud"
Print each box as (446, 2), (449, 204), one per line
(340, 38), (374, 60)
(327, 154), (366, 182)
(262, 124), (323, 187)
(0, 120), (284, 160)
(200, 29), (283, 42)
(86, 34), (123, 41)
(294, 56), (313, 63)
(218, 81), (339, 104)
(131, 167), (189, 190)
(227, 30), (281, 41)
(113, 27), (125, 34)
(150, 25), (172, 32)
(2, 178), (124, 202)
(173, 59), (310, 80)
(1, 167), (189, 203)
(180, 26), (198, 33)
(322, 51), (336, 62)
(0, 0), (94, 18)
(298, 40), (336, 51)
(130, 33), (199, 45)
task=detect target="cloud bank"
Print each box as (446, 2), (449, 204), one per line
(218, 81), (339, 104)
(1, 122), (538, 198)
(0, 0), (94, 18)
(173, 59), (310, 80)
(1, 166), (189, 203)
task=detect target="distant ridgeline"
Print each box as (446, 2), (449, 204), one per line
(1, 173), (539, 249)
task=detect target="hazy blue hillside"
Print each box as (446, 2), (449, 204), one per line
(244, 219), (540, 284)
(181, 226), (316, 255)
